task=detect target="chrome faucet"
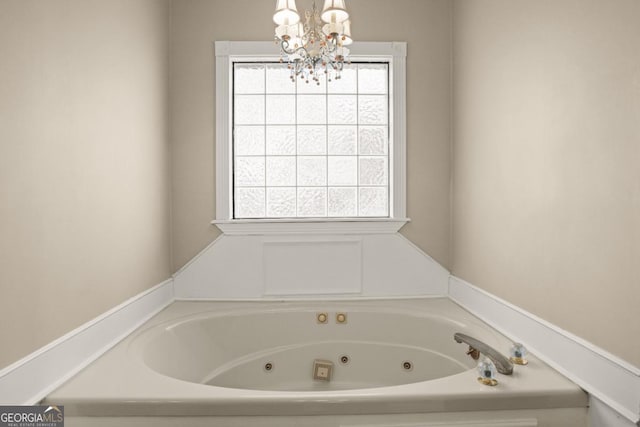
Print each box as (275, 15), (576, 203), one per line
(454, 332), (514, 375)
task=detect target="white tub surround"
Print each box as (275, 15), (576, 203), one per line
(4, 245), (633, 426)
(173, 233), (449, 299)
(45, 298), (587, 423)
(0, 279), (174, 405)
(449, 276), (640, 426)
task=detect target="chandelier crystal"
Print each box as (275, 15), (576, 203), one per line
(273, 0), (353, 85)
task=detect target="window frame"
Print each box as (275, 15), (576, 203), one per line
(213, 41), (408, 235)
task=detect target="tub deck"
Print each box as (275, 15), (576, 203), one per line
(44, 298), (587, 418)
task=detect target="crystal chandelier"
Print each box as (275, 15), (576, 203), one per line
(273, 0), (353, 84)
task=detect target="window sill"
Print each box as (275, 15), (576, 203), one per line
(212, 218), (410, 235)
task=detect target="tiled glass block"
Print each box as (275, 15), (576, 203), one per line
(359, 156), (388, 185)
(359, 126), (388, 155)
(234, 188), (266, 218)
(297, 126), (327, 155)
(234, 64), (265, 94)
(359, 187), (388, 217)
(235, 157), (265, 186)
(235, 95), (265, 125)
(266, 187), (296, 217)
(266, 156), (296, 186)
(232, 61), (392, 220)
(297, 95), (326, 124)
(297, 156), (327, 186)
(266, 126), (296, 155)
(266, 64), (295, 94)
(328, 95), (357, 124)
(328, 156), (357, 186)
(328, 187), (357, 217)
(328, 126), (357, 155)
(358, 64), (388, 94)
(297, 75), (326, 94)
(359, 95), (388, 125)
(328, 64), (357, 94)
(297, 187), (327, 217)
(235, 126), (265, 156)
(266, 95), (296, 124)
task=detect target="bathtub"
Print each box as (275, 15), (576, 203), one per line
(46, 298), (587, 426)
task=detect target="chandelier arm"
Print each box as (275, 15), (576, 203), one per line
(280, 40), (311, 58)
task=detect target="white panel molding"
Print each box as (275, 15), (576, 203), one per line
(172, 233), (449, 299)
(262, 236), (363, 296)
(0, 279), (174, 405)
(448, 275), (640, 426)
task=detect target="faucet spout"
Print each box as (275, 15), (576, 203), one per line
(454, 332), (514, 375)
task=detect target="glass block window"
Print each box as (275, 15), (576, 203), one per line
(233, 62), (389, 219)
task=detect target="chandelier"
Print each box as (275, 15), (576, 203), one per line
(273, 0), (353, 84)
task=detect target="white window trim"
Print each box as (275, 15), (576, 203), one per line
(213, 41), (408, 235)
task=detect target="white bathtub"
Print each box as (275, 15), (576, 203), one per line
(46, 298), (588, 426)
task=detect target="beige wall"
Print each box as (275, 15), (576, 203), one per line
(452, 0), (640, 367)
(170, 0), (453, 270)
(0, 0), (171, 369)
(6, 0), (635, 380)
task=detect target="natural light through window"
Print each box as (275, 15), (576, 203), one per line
(214, 41), (406, 234)
(233, 62), (390, 219)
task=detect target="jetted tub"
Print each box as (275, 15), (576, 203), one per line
(46, 298), (588, 426)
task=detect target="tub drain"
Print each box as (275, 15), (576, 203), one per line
(402, 361), (413, 371)
(339, 355), (350, 365)
(264, 362), (273, 372)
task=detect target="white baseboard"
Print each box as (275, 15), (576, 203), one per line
(0, 279), (174, 405)
(448, 275), (640, 426)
